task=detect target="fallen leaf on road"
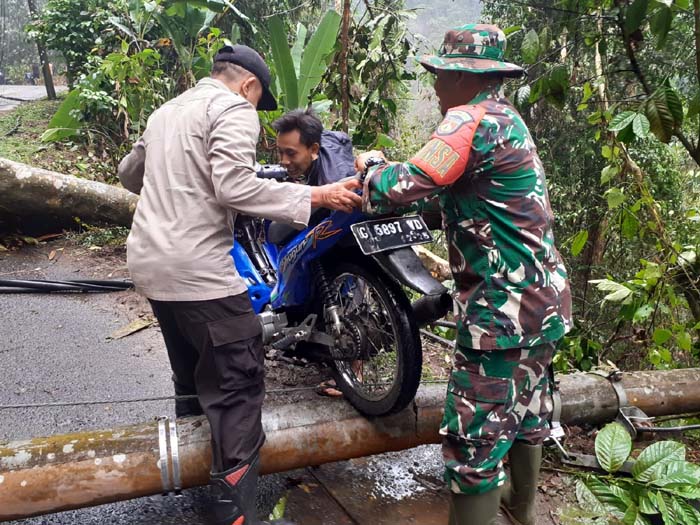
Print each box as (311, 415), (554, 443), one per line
(108, 317), (155, 340)
(36, 233), (64, 242)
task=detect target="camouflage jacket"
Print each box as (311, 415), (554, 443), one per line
(363, 85), (573, 350)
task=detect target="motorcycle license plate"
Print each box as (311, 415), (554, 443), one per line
(351, 216), (433, 255)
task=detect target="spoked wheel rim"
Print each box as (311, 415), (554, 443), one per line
(332, 272), (401, 402)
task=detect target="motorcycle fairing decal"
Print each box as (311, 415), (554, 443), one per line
(311, 220), (342, 248)
(409, 104), (486, 186)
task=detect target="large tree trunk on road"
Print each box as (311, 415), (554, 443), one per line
(0, 158), (137, 227)
(2, 368), (700, 521)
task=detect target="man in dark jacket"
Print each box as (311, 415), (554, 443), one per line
(272, 109), (355, 186)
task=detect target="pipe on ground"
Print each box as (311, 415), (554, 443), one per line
(2, 368), (700, 521)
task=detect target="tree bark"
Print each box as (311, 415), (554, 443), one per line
(0, 158), (138, 227)
(26, 0), (56, 100)
(413, 245), (451, 282)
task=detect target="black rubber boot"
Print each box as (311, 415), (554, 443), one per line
(501, 442), (542, 525)
(448, 486), (502, 525)
(210, 454), (295, 525)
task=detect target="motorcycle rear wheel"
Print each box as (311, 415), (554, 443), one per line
(326, 261), (422, 416)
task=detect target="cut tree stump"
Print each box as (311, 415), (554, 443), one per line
(0, 157), (137, 227)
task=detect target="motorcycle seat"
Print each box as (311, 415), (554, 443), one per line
(267, 209), (331, 245)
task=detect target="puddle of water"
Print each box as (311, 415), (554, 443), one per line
(351, 444), (444, 501)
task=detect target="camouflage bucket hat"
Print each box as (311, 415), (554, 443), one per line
(419, 23), (525, 78)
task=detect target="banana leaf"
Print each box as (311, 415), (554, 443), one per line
(268, 15), (299, 110)
(298, 10), (341, 108)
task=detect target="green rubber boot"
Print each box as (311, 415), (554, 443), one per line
(448, 486), (502, 525)
(501, 442), (542, 525)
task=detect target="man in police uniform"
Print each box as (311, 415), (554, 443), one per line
(356, 24), (572, 525)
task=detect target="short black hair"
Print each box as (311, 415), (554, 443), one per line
(272, 109), (323, 147)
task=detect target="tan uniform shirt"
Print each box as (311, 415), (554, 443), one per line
(118, 77), (311, 301)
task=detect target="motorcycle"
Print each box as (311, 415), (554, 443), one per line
(231, 163), (452, 416)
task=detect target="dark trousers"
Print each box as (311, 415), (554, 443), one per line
(149, 293), (266, 472)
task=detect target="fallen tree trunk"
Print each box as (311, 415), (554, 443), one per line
(0, 158), (137, 227)
(2, 368), (700, 521)
(413, 245), (451, 282)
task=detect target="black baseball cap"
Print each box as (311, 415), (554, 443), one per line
(214, 44), (277, 111)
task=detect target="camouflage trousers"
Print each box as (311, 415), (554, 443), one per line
(440, 341), (557, 495)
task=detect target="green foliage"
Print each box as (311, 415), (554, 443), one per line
(486, 0), (700, 372)
(26, 0), (121, 87)
(574, 422), (700, 524)
(266, 10), (342, 111)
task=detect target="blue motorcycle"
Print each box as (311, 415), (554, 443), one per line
(232, 165), (451, 416)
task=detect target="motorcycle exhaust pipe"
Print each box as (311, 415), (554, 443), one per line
(412, 292), (453, 327)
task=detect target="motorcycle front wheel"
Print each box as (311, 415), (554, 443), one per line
(326, 261), (422, 416)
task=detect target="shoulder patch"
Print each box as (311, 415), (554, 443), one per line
(409, 105), (486, 186)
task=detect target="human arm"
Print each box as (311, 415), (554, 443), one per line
(117, 137), (146, 194)
(357, 105), (486, 215)
(208, 103), (313, 226)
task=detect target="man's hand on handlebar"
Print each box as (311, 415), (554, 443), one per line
(310, 178), (362, 213)
(354, 150), (388, 173)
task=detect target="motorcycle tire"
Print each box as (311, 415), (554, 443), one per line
(326, 261), (422, 417)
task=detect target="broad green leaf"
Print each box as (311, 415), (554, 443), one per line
(644, 97), (674, 143)
(633, 304), (653, 322)
(268, 16), (298, 110)
(539, 26), (551, 51)
(663, 86), (684, 124)
(374, 133), (396, 149)
(595, 422), (632, 473)
(298, 10), (342, 107)
(625, 0), (649, 34)
(268, 494), (287, 520)
(503, 25), (522, 36)
(677, 331), (692, 351)
(632, 114), (650, 138)
(638, 491), (657, 515)
(582, 82), (594, 103)
(571, 230), (589, 257)
(516, 85), (531, 106)
(605, 187), (626, 209)
(609, 111), (637, 132)
(621, 210), (639, 239)
(521, 29), (540, 64)
(600, 165), (618, 184)
(577, 476), (628, 515)
(590, 279), (633, 302)
(622, 503), (650, 525)
(633, 441), (686, 482)
(670, 495), (700, 525)
(675, 0), (690, 7)
(650, 6), (672, 48)
(41, 89), (81, 142)
(290, 23), (307, 77)
(653, 328), (672, 344)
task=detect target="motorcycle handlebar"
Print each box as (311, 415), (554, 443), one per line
(255, 164), (289, 181)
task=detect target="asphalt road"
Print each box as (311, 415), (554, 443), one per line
(0, 245), (287, 524)
(0, 85), (69, 112)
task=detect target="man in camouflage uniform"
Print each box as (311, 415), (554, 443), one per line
(356, 24), (572, 525)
